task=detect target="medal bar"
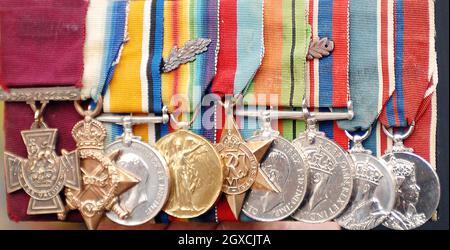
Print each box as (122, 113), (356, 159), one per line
(236, 100), (354, 121)
(96, 107), (170, 126)
(0, 87), (80, 102)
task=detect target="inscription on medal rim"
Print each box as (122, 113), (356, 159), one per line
(291, 133), (354, 223)
(105, 139), (170, 226)
(242, 135), (308, 221)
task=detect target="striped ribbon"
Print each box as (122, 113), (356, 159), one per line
(380, 0), (436, 128)
(161, 0), (219, 113)
(212, 0), (265, 222)
(98, 0), (165, 151)
(306, 0), (349, 108)
(81, 0), (128, 101)
(158, 0), (220, 223)
(210, 0), (264, 97)
(243, 0), (311, 108)
(356, 0), (438, 160)
(337, 0), (395, 133)
(103, 0), (164, 114)
(304, 0), (351, 156)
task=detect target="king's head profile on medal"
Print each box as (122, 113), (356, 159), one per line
(58, 97), (140, 230)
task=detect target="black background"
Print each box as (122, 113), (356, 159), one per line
(0, 0), (447, 240)
(421, 0), (449, 230)
(0, 1), (447, 248)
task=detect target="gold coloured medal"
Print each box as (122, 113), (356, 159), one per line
(59, 98), (139, 230)
(156, 111), (223, 219)
(4, 101), (81, 215)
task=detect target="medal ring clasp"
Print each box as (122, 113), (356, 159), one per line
(345, 126), (372, 144)
(382, 122), (415, 153)
(169, 103), (201, 130)
(74, 96), (104, 118)
(28, 101), (48, 129)
(381, 122), (415, 142)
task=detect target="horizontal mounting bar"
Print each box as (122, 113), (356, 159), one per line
(236, 108), (353, 121)
(96, 113), (169, 125)
(0, 87), (80, 102)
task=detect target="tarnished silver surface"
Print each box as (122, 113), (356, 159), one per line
(242, 134), (308, 221)
(0, 87), (80, 102)
(291, 132), (354, 223)
(336, 152), (396, 230)
(382, 152), (440, 230)
(162, 38), (211, 73)
(105, 139), (169, 226)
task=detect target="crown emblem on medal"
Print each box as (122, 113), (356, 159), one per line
(389, 157), (414, 177)
(356, 161), (383, 185)
(222, 131), (241, 148)
(308, 147), (335, 175)
(71, 117), (106, 149)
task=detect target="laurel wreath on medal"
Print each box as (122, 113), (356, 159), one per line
(64, 150), (120, 217)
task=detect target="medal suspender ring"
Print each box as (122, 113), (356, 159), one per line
(74, 96), (104, 118)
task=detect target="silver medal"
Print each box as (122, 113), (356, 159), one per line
(335, 129), (396, 230)
(103, 117), (170, 226)
(242, 119), (308, 221)
(381, 125), (440, 230)
(291, 118), (354, 223)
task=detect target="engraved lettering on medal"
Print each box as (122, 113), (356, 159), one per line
(242, 136), (308, 221)
(291, 134), (354, 223)
(105, 140), (169, 226)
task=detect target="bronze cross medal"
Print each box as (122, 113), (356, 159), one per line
(4, 101), (81, 215)
(216, 99), (280, 220)
(59, 97), (139, 230)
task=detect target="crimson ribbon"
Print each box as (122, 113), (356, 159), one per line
(4, 102), (83, 222)
(378, 0), (437, 164)
(0, 0), (87, 88)
(1, 0), (88, 222)
(211, 0), (265, 222)
(379, 0), (433, 128)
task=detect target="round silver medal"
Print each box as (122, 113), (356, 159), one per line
(336, 152), (396, 230)
(291, 131), (354, 223)
(105, 139), (170, 226)
(382, 151), (440, 230)
(242, 134), (308, 221)
(335, 130), (396, 230)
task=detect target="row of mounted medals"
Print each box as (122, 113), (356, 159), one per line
(4, 97), (440, 230)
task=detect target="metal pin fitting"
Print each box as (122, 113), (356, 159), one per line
(235, 100), (353, 122)
(96, 106), (170, 125)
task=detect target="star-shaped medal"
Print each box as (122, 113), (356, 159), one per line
(60, 99), (139, 230)
(67, 149), (139, 230)
(215, 100), (279, 219)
